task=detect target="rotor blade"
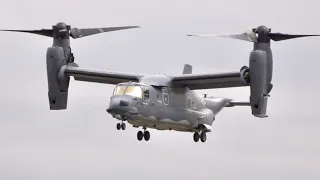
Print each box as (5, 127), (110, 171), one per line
(217, 34), (257, 42)
(187, 33), (257, 42)
(269, 33), (320, 41)
(0, 29), (53, 37)
(187, 34), (220, 37)
(70, 26), (140, 39)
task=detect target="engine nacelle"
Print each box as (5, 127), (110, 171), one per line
(248, 50), (269, 118)
(46, 46), (70, 110)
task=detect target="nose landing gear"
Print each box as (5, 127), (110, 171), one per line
(116, 122), (126, 130)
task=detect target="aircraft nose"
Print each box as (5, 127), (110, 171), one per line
(106, 97), (131, 114)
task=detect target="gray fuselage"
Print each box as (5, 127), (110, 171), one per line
(106, 75), (232, 133)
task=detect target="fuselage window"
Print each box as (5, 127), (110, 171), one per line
(163, 93), (169, 105)
(187, 97), (192, 109)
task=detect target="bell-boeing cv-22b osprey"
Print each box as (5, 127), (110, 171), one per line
(2, 22), (319, 143)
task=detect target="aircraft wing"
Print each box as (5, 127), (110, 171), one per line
(64, 65), (144, 84)
(170, 72), (247, 90)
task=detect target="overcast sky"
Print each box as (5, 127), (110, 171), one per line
(0, 0), (319, 179)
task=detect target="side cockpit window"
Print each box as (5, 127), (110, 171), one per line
(142, 86), (150, 101)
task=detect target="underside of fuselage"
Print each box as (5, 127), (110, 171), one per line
(126, 115), (200, 132)
(111, 112), (212, 143)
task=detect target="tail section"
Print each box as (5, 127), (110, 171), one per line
(203, 97), (232, 115)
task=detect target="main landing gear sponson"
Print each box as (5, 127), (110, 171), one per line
(137, 129), (150, 141)
(116, 122), (126, 130)
(193, 132), (207, 143)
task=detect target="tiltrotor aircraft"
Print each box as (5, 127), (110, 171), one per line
(2, 22), (319, 143)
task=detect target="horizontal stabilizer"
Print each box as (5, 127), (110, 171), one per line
(226, 101), (268, 118)
(226, 101), (251, 107)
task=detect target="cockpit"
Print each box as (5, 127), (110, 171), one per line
(113, 83), (150, 101)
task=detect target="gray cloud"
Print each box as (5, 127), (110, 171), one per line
(0, 0), (320, 179)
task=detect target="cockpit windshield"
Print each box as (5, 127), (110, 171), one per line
(113, 84), (150, 100)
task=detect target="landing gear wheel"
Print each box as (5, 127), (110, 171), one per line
(144, 131), (150, 141)
(193, 132), (200, 142)
(121, 123), (126, 130)
(137, 131), (143, 141)
(200, 132), (207, 142)
(116, 123), (121, 130)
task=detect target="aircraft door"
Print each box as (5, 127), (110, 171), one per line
(154, 89), (164, 119)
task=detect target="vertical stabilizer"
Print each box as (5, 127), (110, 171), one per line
(182, 64), (192, 74)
